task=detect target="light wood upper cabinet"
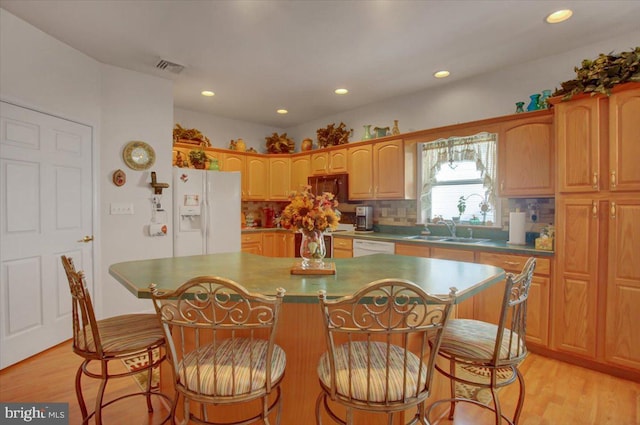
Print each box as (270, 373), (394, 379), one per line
(498, 112), (554, 197)
(291, 154), (311, 193)
(348, 139), (404, 200)
(605, 197), (640, 369)
(374, 139), (404, 199)
(554, 96), (605, 193)
(609, 88), (640, 192)
(269, 156), (291, 200)
(245, 155), (269, 200)
(223, 152), (247, 198)
(310, 148), (348, 175)
(347, 144), (373, 199)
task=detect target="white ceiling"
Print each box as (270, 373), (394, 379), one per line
(2, 0), (639, 128)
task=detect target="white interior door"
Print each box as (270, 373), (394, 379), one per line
(0, 101), (93, 369)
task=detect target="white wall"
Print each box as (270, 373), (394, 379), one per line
(174, 108), (284, 152)
(286, 30), (640, 142)
(100, 64), (174, 316)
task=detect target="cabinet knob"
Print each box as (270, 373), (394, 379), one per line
(610, 202), (616, 219)
(610, 171), (617, 188)
(592, 172), (598, 190)
(592, 201), (598, 219)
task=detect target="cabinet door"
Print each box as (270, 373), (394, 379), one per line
(329, 148), (348, 173)
(605, 197), (640, 369)
(476, 252), (550, 346)
(280, 233), (295, 257)
(262, 233), (276, 257)
(269, 156), (291, 200)
(348, 144), (373, 199)
(555, 97), (604, 193)
(395, 243), (430, 258)
(223, 153), (246, 198)
(609, 87), (640, 192)
(499, 113), (554, 196)
(374, 139), (404, 199)
(310, 152), (328, 174)
(241, 233), (262, 255)
(332, 237), (352, 258)
(291, 154), (310, 192)
(553, 197), (599, 358)
(246, 156), (268, 200)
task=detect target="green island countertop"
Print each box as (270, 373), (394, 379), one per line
(109, 252), (505, 303)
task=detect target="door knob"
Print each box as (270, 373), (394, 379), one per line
(77, 236), (94, 243)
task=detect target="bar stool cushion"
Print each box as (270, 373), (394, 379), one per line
(317, 341), (427, 402)
(438, 319), (524, 362)
(77, 314), (165, 354)
(179, 338), (286, 396)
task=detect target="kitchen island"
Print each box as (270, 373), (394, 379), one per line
(109, 252), (505, 424)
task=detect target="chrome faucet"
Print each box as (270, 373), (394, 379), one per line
(442, 219), (457, 237)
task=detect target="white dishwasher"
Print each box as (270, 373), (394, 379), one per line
(353, 239), (395, 257)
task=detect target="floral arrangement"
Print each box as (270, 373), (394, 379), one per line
(280, 187), (340, 233)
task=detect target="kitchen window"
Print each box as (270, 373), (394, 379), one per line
(417, 132), (498, 225)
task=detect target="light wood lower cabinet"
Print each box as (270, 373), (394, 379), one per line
(333, 236), (353, 258)
(395, 243), (429, 258)
(604, 198), (640, 370)
(477, 252), (551, 347)
(244, 232), (294, 257)
(241, 232), (262, 255)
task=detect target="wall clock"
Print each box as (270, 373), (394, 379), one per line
(123, 141), (155, 170)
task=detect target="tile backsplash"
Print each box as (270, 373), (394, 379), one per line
(242, 197), (555, 232)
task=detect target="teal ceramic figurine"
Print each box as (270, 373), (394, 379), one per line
(527, 94), (541, 111)
(515, 102), (525, 113)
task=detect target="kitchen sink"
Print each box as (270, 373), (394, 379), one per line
(403, 235), (449, 241)
(404, 235), (490, 244)
(440, 237), (491, 244)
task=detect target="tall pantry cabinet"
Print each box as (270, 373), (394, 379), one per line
(552, 84), (640, 372)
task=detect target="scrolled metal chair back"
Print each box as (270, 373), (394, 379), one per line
(493, 257), (536, 365)
(318, 279), (456, 405)
(150, 276), (285, 398)
(61, 255), (103, 356)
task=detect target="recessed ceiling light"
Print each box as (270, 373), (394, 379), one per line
(334, 88), (349, 95)
(201, 90), (215, 97)
(277, 109), (288, 115)
(545, 9), (573, 24)
(433, 70), (450, 79)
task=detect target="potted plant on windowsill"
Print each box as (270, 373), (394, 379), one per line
(453, 196), (466, 223)
(188, 150), (208, 169)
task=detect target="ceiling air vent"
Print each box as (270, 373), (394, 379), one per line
(155, 59), (184, 74)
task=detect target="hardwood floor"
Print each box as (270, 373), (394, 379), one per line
(1, 340), (638, 424)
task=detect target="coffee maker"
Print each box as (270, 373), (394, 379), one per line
(355, 205), (373, 231)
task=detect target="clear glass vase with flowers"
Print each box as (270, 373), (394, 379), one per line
(280, 186), (340, 268)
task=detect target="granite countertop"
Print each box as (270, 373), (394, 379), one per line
(241, 227), (554, 257)
(109, 252), (505, 303)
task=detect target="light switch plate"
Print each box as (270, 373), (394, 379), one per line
(110, 203), (134, 215)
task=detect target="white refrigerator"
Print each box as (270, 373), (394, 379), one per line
(173, 167), (241, 257)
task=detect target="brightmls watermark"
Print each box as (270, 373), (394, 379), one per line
(0, 403), (68, 424)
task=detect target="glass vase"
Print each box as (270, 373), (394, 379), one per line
(362, 125), (372, 141)
(538, 89), (552, 109)
(300, 229), (326, 268)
